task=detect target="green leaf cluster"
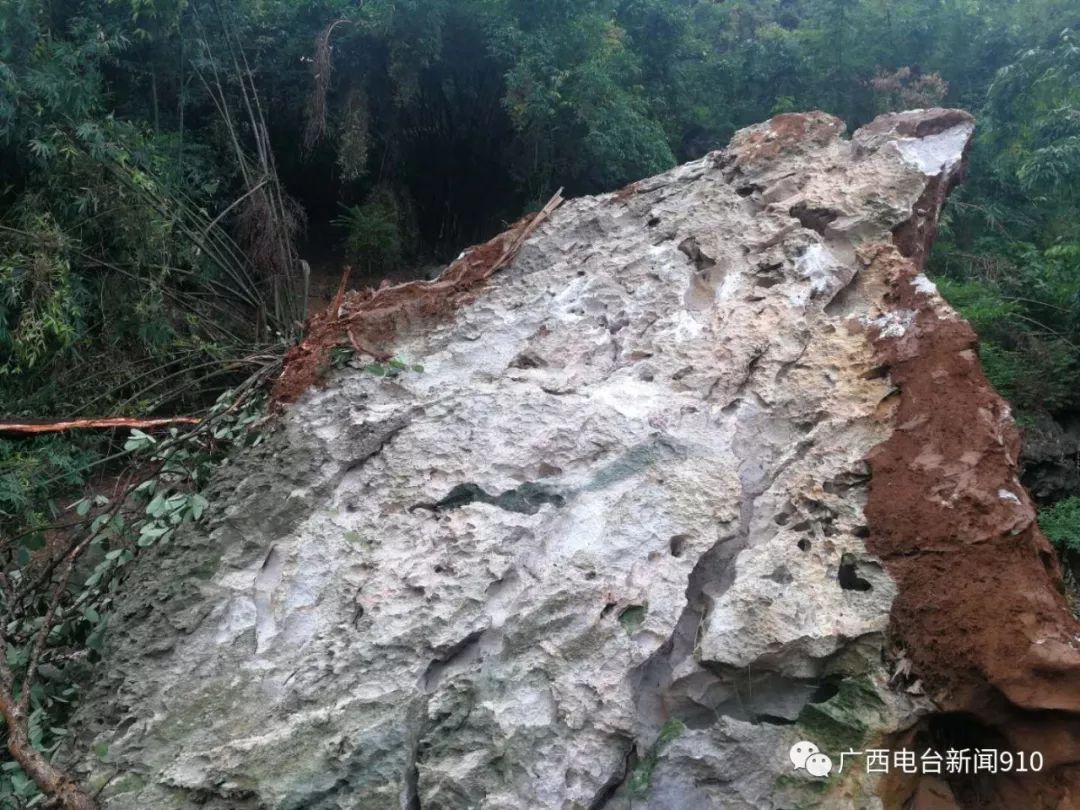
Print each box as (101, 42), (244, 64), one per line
(931, 29), (1080, 421)
(0, 388), (264, 802)
(1040, 496), (1080, 557)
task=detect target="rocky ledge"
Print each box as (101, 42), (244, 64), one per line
(66, 109), (1080, 809)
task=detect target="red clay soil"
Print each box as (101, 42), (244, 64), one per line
(730, 111), (847, 167)
(862, 239), (1080, 809)
(270, 192), (562, 406)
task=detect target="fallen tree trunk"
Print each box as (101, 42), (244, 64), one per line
(0, 417), (200, 436)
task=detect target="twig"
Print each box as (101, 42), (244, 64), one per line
(331, 265), (352, 317)
(201, 177), (270, 235)
(304, 18), (356, 150)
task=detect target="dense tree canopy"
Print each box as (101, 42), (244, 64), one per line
(3, 1), (1080, 804)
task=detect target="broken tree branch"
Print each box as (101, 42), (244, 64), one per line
(0, 417), (200, 436)
(304, 17), (356, 151)
(0, 568), (97, 810)
(0, 651), (97, 810)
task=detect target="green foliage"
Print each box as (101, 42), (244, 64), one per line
(930, 29), (1080, 422)
(500, 5), (676, 191)
(0, 436), (97, 534)
(0, 35), (300, 800)
(0, 389), (265, 804)
(935, 270), (1080, 415)
(329, 349), (424, 377)
(1040, 496), (1080, 556)
(333, 188), (416, 276)
(627, 719), (685, 798)
(984, 29), (1080, 195)
(0, 226), (81, 373)
(364, 356), (423, 378)
(0, 4), (283, 423)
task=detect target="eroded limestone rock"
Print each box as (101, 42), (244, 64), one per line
(65, 109), (1080, 809)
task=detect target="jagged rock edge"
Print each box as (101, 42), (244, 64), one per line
(860, 115), (1080, 807)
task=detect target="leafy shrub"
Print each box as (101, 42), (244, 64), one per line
(333, 188), (417, 277)
(0, 389), (266, 805)
(1039, 496), (1080, 557)
(870, 66), (949, 112)
(0, 436), (98, 537)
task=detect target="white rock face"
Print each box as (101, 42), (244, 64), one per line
(68, 110), (974, 809)
(892, 121), (974, 175)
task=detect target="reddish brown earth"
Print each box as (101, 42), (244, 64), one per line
(271, 193), (562, 405)
(729, 110), (846, 168)
(862, 236), (1080, 808)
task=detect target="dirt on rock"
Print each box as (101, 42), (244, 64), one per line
(271, 193), (562, 406)
(728, 110), (847, 167)
(862, 239), (1080, 809)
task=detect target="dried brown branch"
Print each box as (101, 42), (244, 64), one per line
(331, 265), (352, 317)
(303, 18), (354, 151)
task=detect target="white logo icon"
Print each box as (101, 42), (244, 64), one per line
(805, 752), (833, 777)
(790, 741), (833, 777)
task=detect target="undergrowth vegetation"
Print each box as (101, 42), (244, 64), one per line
(1041, 495), (1080, 559)
(1039, 495), (1080, 608)
(931, 28), (1080, 422)
(0, 387), (267, 807)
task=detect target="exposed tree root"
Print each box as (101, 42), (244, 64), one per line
(271, 190), (563, 406)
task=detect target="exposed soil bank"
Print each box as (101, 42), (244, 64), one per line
(864, 226), (1080, 806)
